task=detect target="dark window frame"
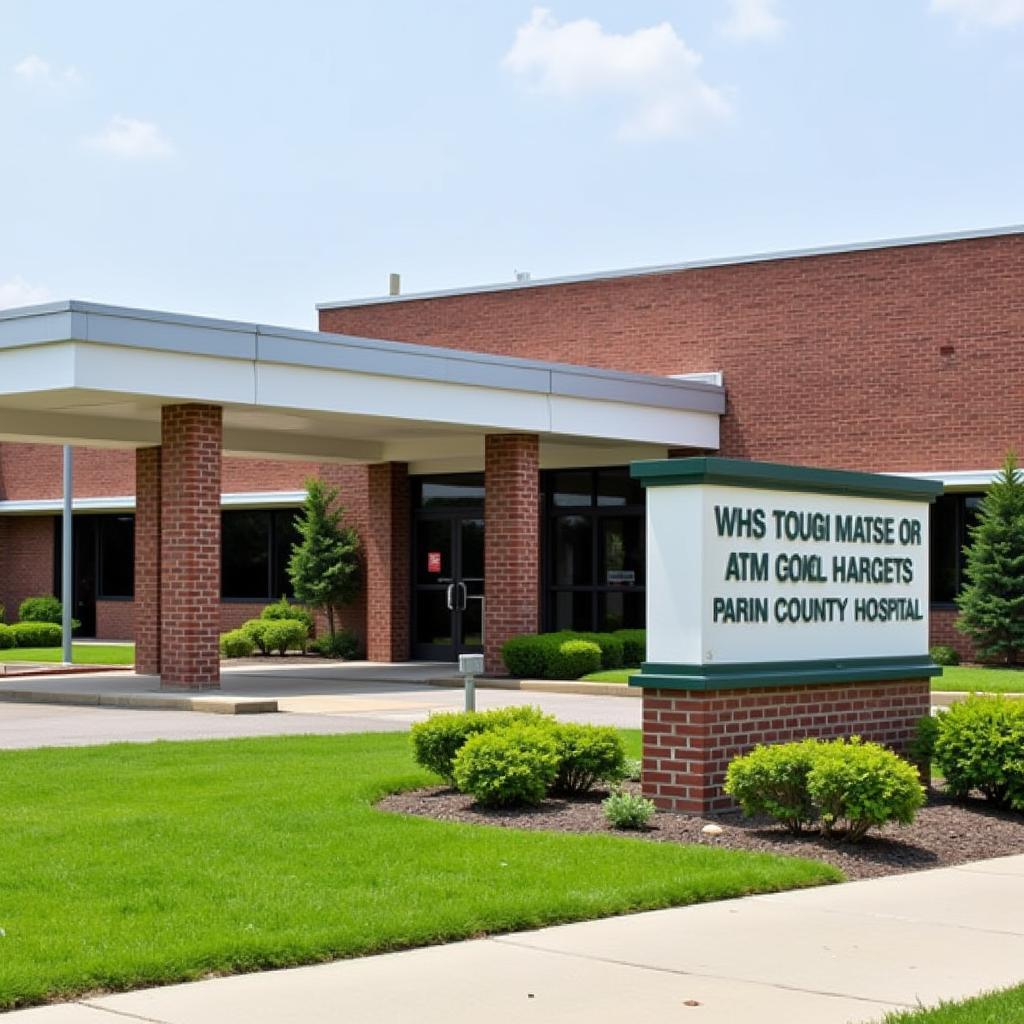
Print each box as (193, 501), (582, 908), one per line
(541, 467), (646, 633)
(929, 491), (984, 606)
(220, 507), (301, 602)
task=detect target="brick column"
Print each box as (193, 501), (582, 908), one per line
(365, 462), (410, 662)
(134, 447), (162, 676)
(484, 434), (539, 674)
(642, 679), (932, 814)
(159, 404), (222, 689)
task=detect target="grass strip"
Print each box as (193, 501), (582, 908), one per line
(0, 644), (135, 665)
(0, 730), (839, 1010)
(878, 982), (1024, 1023)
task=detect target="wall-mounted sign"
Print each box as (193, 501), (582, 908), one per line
(606, 570), (636, 586)
(427, 551), (442, 574)
(629, 458), (944, 690)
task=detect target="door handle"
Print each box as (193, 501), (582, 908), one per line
(457, 582), (468, 611)
(446, 584), (456, 610)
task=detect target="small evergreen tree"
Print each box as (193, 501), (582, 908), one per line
(956, 451), (1024, 665)
(287, 478), (361, 636)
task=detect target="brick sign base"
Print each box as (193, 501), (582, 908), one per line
(642, 678), (931, 814)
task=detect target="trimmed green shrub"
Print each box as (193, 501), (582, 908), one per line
(623, 757), (643, 782)
(0, 623), (14, 650)
(551, 723), (627, 795)
(219, 629), (255, 658)
(807, 738), (925, 841)
(453, 724), (559, 807)
(572, 632), (624, 670)
(242, 619), (272, 655)
(500, 634), (561, 678)
(930, 644), (960, 666)
(934, 696), (1024, 810)
(724, 739), (822, 834)
(411, 706), (555, 783)
(262, 619), (308, 655)
(908, 713), (940, 769)
(614, 629), (646, 666)
(546, 639), (602, 680)
(0, 602), (5, 624)
(12, 621), (62, 647)
(18, 596), (63, 624)
(261, 597), (315, 635)
(602, 789), (655, 829)
(309, 630), (359, 660)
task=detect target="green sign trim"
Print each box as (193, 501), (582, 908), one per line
(630, 457), (943, 503)
(631, 654), (941, 692)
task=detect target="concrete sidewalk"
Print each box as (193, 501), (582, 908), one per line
(13, 855), (1024, 1023)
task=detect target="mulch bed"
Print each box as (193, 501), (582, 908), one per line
(379, 782), (1024, 881)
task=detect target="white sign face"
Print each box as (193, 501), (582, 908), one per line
(645, 483), (931, 666)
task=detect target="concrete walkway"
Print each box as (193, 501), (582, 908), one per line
(12, 855), (1024, 1023)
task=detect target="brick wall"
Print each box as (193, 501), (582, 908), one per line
(484, 434), (540, 673)
(364, 463), (410, 661)
(134, 447), (161, 675)
(95, 600), (134, 641)
(0, 516), (55, 625)
(642, 679), (932, 814)
(320, 233), (1024, 474)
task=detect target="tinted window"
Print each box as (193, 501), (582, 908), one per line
(98, 516), (134, 598)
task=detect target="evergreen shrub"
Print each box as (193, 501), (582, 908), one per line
(309, 630), (359, 660)
(261, 597), (315, 635)
(613, 629), (646, 666)
(219, 629), (255, 658)
(0, 623), (14, 650)
(929, 644), (960, 666)
(452, 725), (559, 807)
(551, 723), (627, 795)
(500, 634), (561, 678)
(545, 639), (602, 680)
(724, 739), (822, 834)
(11, 622), (62, 647)
(934, 696), (1024, 810)
(411, 706), (554, 783)
(807, 738), (925, 841)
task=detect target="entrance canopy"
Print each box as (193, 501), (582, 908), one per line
(0, 301), (724, 470)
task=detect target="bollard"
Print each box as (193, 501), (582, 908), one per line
(458, 653), (484, 712)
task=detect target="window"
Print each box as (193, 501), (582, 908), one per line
(221, 509), (300, 600)
(543, 467), (646, 632)
(98, 516), (134, 599)
(930, 493), (983, 603)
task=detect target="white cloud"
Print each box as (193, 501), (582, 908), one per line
(931, 0), (1024, 26)
(502, 7), (731, 140)
(12, 54), (80, 87)
(0, 276), (51, 310)
(86, 116), (174, 160)
(719, 0), (785, 41)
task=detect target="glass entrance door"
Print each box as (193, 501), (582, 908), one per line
(412, 515), (485, 661)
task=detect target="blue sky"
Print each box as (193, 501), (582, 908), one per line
(2, 0), (1024, 328)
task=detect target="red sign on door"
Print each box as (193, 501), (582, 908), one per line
(427, 551), (442, 574)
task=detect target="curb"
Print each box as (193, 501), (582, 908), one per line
(427, 677), (640, 698)
(0, 688), (279, 715)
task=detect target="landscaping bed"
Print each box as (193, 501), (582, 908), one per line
(380, 782), (1024, 882)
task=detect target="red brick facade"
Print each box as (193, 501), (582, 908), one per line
(484, 434), (540, 674)
(134, 447), (162, 675)
(364, 463), (410, 662)
(0, 516), (55, 629)
(157, 405), (223, 688)
(642, 679), (932, 814)
(320, 233), (1024, 475)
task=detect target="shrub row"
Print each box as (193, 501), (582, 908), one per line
(500, 629), (646, 679)
(0, 621), (63, 649)
(724, 737), (925, 841)
(914, 697), (1024, 811)
(411, 708), (627, 806)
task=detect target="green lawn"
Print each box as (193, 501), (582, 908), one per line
(0, 644), (134, 666)
(932, 665), (1024, 693)
(582, 668), (638, 683)
(0, 730), (839, 1010)
(878, 982), (1024, 1023)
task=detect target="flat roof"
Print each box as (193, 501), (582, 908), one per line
(317, 223), (1024, 310)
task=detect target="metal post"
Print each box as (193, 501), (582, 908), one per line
(458, 653), (484, 713)
(61, 445), (73, 666)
